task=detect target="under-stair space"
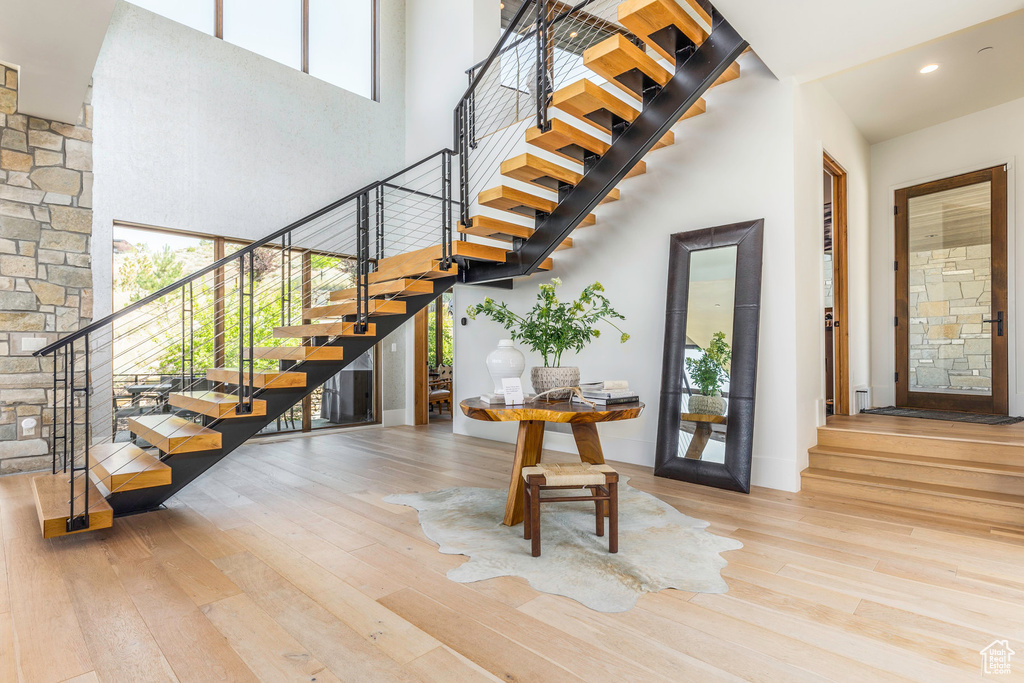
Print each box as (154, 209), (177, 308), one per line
(802, 415), (1024, 531)
(29, 0), (748, 538)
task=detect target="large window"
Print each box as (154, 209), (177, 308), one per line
(110, 223), (380, 438)
(130, 0), (378, 100)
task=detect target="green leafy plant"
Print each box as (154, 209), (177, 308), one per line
(685, 331), (731, 396)
(466, 278), (628, 367)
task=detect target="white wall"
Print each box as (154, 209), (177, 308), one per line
(792, 81), (871, 470)
(90, 0), (408, 412)
(869, 96), (1022, 410)
(453, 54), (816, 491)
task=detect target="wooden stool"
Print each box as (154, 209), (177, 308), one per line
(522, 463), (618, 557)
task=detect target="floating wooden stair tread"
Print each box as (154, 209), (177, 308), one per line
(245, 345), (345, 361)
(552, 79), (639, 132)
(273, 321), (377, 339)
(329, 278), (435, 302)
(583, 34), (671, 99)
(479, 184), (614, 218)
(458, 216), (573, 251)
(33, 472), (113, 538)
(501, 153), (582, 190)
(801, 468), (1024, 528)
(206, 367), (307, 389)
(89, 442), (171, 493)
(527, 118), (609, 163)
(129, 415), (222, 455)
(303, 299), (407, 319)
(712, 61), (741, 89)
(618, 0), (709, 63)
(169, 390), (268, 419)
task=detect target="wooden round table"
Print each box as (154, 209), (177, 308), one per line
(460, 398), (644, 526)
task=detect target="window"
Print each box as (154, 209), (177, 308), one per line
(129, 0), (378, 100)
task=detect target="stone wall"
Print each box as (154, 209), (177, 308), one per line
(908, 244), (992, 393)
(0, 65), (93, 474)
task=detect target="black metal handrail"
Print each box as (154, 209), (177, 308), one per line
(33, 148), (455, 358)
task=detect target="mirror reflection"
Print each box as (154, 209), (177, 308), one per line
(679, 246), (737, 463)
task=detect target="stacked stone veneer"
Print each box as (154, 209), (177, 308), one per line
(908, 244), (992, 393)
(0, 65), (93, 474)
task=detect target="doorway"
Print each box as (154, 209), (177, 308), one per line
(894, 166), (1008, 414)
(414, 288), (454, 426)
(823, 154), (850, 415)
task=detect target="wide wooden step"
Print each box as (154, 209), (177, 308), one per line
(206, 367), (307, 389)
(128, 415), (221, 455)
(501, 153), (582, 191)
(244, 346), (346, 361)
(303, 299), (407, 320)
(33, 472), (113, 538)
(478, 185), (612, 221)
(273, 321), (377, 339)
(816, 418), (1024, 467)
(89, 442), (171, 492)
(552, 79), (639, 133)
(169, 390), (268, 419)
(618, 0), (709, 62)
(808, 445), (1024, 497)
(367, 262), (455, 285)
(458, 216), (573, 251)
(583, 34), (671, 99)
(800, 468), (1024, 529)
(329, 278), (435, 302)
(525, 119), (647, 179)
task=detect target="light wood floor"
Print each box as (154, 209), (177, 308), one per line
(1, 423), (1022, 682)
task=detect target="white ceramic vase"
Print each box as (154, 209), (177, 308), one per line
(531, 366), (580, 400)
(486, 340), (526, 395)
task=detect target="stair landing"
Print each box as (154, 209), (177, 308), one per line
(803, 414), (1024, 531)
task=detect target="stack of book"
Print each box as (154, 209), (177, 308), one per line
(573, 380), (639, 406)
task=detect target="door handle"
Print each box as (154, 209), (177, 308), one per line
(982, 311), (1004, 336)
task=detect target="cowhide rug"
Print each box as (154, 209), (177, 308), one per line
(385, 479), (742, 612)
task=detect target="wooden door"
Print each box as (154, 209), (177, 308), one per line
(894, 166), (1008, 414)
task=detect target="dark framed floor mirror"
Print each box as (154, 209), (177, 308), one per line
(654, 220), (764, 492)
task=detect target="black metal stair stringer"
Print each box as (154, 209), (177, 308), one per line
(105, 276), (457, 516)
(460, 18), (748, 284)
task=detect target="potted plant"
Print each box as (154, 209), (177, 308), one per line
(466, 278), (628, 399)
(685, 331), (731, 416)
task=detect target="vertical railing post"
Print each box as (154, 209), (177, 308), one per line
(441, 150), (453, 270)
(375, 184), (385, 263)
(237, 253), (254, 415)
(457, 102), (471, 231)
(535, 0), (550, 132)
(355, 193), (370, 334)
(65, 335), (91, 532)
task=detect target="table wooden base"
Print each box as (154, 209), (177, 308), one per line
(684, 422), (713, 459)
(503, 421), (606, 526)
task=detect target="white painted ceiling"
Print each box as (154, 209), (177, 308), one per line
(0, 0), (116, 123)
(715, 0), (1024, 83)
(818, 11), (1024, 143)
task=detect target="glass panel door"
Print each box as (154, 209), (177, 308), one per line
(895, 166), (1008, 414)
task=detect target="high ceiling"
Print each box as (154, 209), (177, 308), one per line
(0, 0), (116, 122)
(715, 0), (1024, 83)
(818, 10), (1024, 143)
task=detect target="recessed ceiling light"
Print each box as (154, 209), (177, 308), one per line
(570, 31), (578, 38)
(920, 64), (939, 74)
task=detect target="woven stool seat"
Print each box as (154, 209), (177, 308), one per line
(522, 462), (617, 486)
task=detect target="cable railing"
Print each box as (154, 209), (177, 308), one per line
(34, 149), (455, 533)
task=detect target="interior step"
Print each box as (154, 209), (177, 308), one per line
(809, 445), (1024, 497)
(816, 419), (1024, 466)
(800, 468), (1024, 530)
(273, 321), (377, 339)
(128, 415), (222, 455)
(244, 345), (345, 361)
(618, 0), (709, 62)
(89, 442), (172, 493)
(478, 186), (610, 223)
(329, 278), (435, 302)
(32, 472), (113, 538)
(552, 79), (696, 143)
(458, 216), (573, 251)
(303, 299), (407, 319)
(501, 153), (582, 191)
(583, 34), (671, 99)
(206, 367), (307, 389)
(169, 390), (268, 419)
(525, 118), (647, 179)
